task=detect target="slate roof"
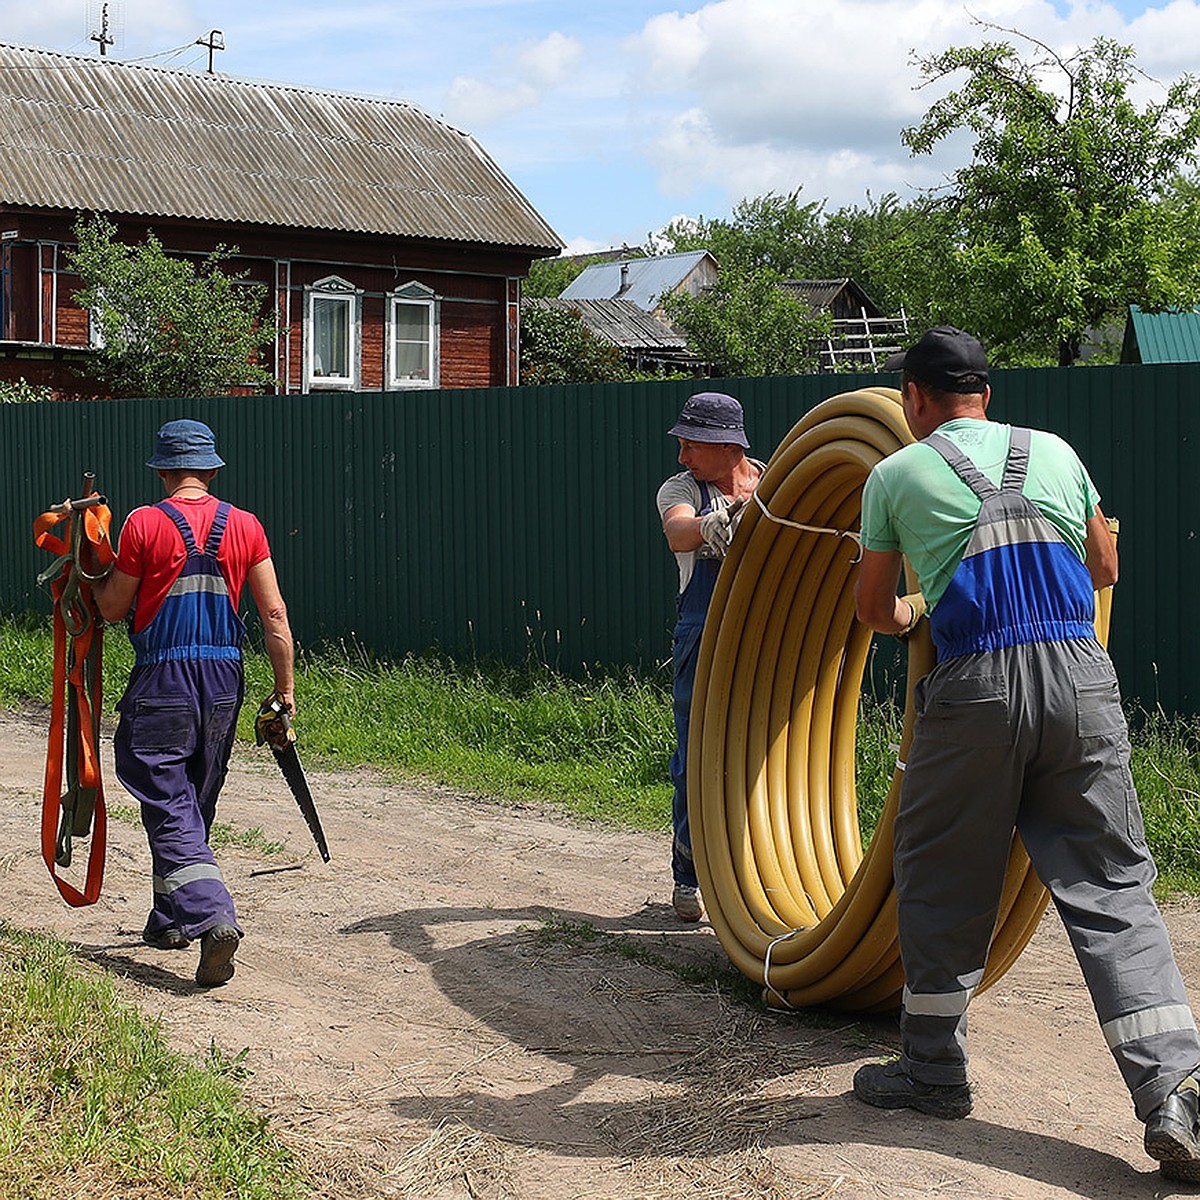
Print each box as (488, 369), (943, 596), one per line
(0, 42), (562, 251)
(559, 250), (714, 311)
(779, 278), (884, 318)
(1123, 306), (1200, 364)
(525, 297), (691, 353)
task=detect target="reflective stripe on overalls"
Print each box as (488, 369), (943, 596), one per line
(895, 426), (1200, 1117)
(115, 500), (246, 941)
(130, 501), (245, 665)
(669, 480), (720, 888)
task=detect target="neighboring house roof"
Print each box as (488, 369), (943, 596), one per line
(1122, 305), (1200, 364)
(560, 250), (715, 312)
(525, 297), (692, 354)
(780, 278), (884, 319)
(0, 42), (562, 252)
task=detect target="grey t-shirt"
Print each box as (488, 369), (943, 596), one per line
(656, 462), (764, 594)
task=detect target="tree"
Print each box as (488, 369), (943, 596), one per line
(903, 29), (1200, 365)
(519, 304), (632, 385)
(658, 190), (824, 276)
(659, 266), (830, 377)
(67, 215), (278, 397)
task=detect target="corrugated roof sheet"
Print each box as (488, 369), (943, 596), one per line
(0, 43), (562, 251)
(525, 297), (691, 351)
(559, 250), (713, 311)
(1126, 306), (1200, 364)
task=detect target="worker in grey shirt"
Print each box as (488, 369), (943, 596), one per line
(657, 392), (763, 922)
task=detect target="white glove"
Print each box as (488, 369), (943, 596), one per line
(698, 498), (745, 555)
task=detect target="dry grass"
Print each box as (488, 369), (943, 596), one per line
(390, 1119), (523, 1199)
(598, 1009), (815, 1159)
(619, 1147), (841, 1200)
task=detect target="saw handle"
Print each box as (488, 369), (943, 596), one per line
(255, 693), (296, 752)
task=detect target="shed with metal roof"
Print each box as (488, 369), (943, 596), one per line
(1122, 306), (1200, 365)
(559, 251), (718, 314)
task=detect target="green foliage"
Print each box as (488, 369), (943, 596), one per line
(0, 378), (53, 403)
(902, 29), (1200, 365)
(659, 265), (830, 377)
(67, 214), (278, 397)
(659, 190), (824, 275)
(0, 927), (306, 1200)
(525, 254), (599, 298)
(519, 303), (632, 385)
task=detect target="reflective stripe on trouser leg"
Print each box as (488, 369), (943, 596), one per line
(1016, 638), (1200, 1120)
(895, 651), (1027, 1087)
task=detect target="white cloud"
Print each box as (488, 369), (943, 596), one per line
(624, 0), (1200, 212)
(444, 30), (584, 127)
(517, 30), (584, 87)
(445, 76), (540, 125)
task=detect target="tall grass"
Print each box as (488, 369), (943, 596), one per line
(0, 926), (306, 1200)
(4, 612), (1199, 894)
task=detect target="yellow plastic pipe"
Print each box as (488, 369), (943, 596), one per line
(689, 388), (1116, 1013)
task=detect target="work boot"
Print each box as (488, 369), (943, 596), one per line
(853, 1059), (973, 1119)
(143, 926), (190, 951)
(1145, 1074), (1200, 1182)
(195, 923), (240, 987)
(672, 884), (704, 922)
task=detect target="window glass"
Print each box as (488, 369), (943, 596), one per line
(313, 295), (350, 379)
(392, 300), (431, 382)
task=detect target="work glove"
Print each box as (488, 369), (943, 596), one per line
(896, 592), (926, 639)
(698, 497), (746, 556)
(255, 692), (295, 752)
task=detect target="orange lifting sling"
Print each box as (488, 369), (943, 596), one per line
(33, 474), (116, 907)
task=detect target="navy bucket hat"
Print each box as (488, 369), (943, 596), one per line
(146, 419), (226, 470)
(667, 392), (749, 448)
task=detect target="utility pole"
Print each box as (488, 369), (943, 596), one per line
(195, 29), (225, 75)
(90, 2), (115, 56)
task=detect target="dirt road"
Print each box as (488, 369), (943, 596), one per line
(2, 708), (1197, 1199)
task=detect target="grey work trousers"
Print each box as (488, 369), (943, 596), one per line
(895, 637), (1199, 1120)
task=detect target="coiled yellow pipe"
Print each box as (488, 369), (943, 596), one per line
(689, 388), (1115, 1013)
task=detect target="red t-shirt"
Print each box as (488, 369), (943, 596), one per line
(115, 495), (271, 633)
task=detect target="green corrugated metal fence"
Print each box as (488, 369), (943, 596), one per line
(2, 365), (1197, 715)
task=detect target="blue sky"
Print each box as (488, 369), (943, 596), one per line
(5, 1), (1198, 254)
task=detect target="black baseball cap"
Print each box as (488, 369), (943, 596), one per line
(884, 326), (989, 394)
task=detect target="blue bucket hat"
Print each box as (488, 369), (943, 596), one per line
(146, 419), (226, 470)
(667, 392), (749, 448)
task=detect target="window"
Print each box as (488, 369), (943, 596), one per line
(305, 277), (360, 389)
(387, 282), (438, 389)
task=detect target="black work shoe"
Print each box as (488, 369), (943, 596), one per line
(143, 926), (190, 951)
(1146, 1074), (1200, 1182)
(195, 923), (240, 987)
(853, 1059), (973, 1119)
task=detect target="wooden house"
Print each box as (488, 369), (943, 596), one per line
(0, 43), (562, 397)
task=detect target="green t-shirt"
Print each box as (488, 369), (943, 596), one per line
(860, 419), (1101, 611)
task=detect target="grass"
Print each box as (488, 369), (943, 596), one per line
(4, 611), (1200, 894)
(0, 925), (306, 1200)
(3, 609), (1200, 1196)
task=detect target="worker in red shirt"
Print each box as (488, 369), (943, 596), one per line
(92, 419), (294, 987)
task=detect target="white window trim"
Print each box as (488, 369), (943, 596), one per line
(386, 281), (439, 390)
(305, 275), (362, 391)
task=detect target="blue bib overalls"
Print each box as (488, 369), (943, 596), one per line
(114, 500), (246, 942)
(669, 481), (720, 889)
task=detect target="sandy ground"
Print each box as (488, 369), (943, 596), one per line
(2, 706), (1199, 1200)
